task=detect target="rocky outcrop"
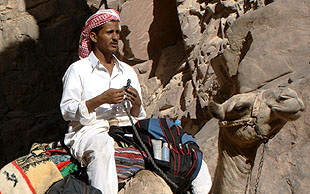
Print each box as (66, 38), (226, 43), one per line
(0, 0), (309, 193)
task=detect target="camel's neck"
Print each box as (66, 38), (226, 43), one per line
(210, 127), (260, 194)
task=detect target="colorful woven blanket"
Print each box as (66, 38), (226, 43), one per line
(115, 147), (145, 184)
(0, 143), (63, 194)
(0, 142), (145, 194)
(44, 142), (145, 185)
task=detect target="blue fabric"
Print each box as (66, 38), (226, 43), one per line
(147, 118), (173, 141)
(181, 133), (197, 144)
(190, 151), (202, 181)
(166, 119), (175, 127)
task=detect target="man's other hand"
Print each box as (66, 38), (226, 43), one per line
(125, 87), (142, 117)
(125, 87), (142, 107)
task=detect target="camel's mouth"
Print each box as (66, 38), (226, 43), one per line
(272, 107), (304, 121)
(282, 111), (303, 121)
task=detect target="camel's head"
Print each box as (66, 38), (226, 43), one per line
(208, 87), (304, 145)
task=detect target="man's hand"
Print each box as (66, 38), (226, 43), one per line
(86, 88), (125, 113)
(102, 88), (125, 104)
(125, 87), (142, 117)
(125, 87), (142, 107)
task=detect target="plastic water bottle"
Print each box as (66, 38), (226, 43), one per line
(175, 120), (181, 126)
(151, 139), (162, 160)
(162, 142), (170, 162)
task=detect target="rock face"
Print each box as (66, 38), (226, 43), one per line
(0, 0), (309, 194)
(0, 0), (90, 166)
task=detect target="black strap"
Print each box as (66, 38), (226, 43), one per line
(108, 125), (148, 160)
(121, 101), (180, 192)
(108, 126), (134, 146)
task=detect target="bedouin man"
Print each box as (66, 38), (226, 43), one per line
(60, 9), (146, 194)
(60, 9), (212, 194)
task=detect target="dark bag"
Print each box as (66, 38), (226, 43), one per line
(108, 118), (203, 193)
(134, 118), (203, 193)
(46, 175), (102, 194)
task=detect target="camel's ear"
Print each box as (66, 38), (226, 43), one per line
(208, 101), (225, 120)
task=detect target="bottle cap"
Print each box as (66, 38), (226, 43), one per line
(175, 120), (181, 125)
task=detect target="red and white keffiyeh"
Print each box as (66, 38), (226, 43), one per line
(78, 9), (120, 58)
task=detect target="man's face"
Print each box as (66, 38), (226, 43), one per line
(91, 21), (120, 54)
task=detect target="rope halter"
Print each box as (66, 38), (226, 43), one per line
(218, 91), (269, 143)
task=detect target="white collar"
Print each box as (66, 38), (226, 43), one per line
(88, 51), (124, 73)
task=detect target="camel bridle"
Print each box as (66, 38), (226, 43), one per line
(217, 91), (270, 194)
(218, 90), (269, 143)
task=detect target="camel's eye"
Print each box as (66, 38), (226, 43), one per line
(278, 95), (289, 102)
(234, 104), (249, 112)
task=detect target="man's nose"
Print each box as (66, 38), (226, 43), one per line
(112, 32), (120, 40)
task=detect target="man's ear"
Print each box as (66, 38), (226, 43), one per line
(89, 32), (97, 43)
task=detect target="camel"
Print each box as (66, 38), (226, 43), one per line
(207, 86), (304, 194)
(119, 86), (305, 194)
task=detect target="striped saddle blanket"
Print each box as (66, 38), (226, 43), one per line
(0, 142), (145, 194)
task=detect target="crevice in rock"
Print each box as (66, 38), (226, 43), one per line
(118, 25), (146, 65)
(239, 31), (253, 64)
(147, 0), (185, 86)
(265, 0), (275, 6)
(159, 105), (174, 112)
(210, 54), (238, 102)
